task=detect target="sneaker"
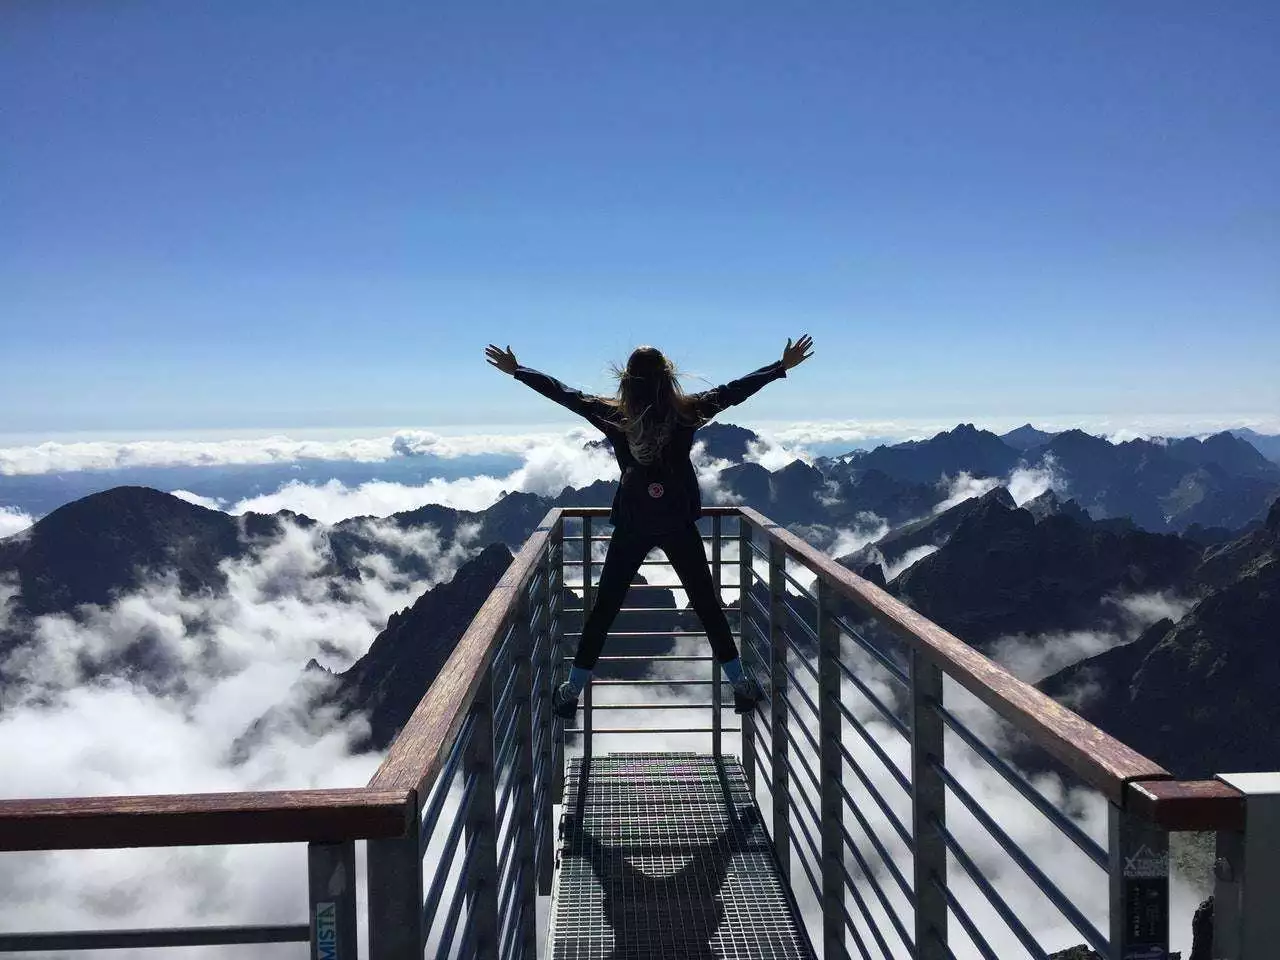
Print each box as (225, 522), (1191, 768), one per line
(732, 674), (767, 715)
(552, 681), (580, 721)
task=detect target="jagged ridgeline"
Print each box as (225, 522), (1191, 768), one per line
(2, 421), (1278, 782)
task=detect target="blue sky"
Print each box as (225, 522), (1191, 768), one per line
(3, 2), (1276, 436)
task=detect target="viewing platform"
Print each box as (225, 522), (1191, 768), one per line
(1, 506), (1277, 958)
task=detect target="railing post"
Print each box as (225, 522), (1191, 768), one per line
(1210, 772), (1280, 959)
(910, 649), (948, 960)
(512, 594), (539, 958)
(464, 666), (501, 959)
(551, 518), (566, 807)
(581, 515), (594, 761)
(367, 798), (423, 960)
(711, 514), (723, 759)
(1108, 802), (1169, 960)
(308, 841), (357, 960)
(539, 521), (560, 891)
(738, 515), (756, 793)
(768, 538), (791, 879)
(817, 580), (848, 960)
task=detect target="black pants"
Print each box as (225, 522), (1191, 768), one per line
(574, 522), (740, 670)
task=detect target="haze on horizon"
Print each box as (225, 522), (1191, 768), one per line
(2, 3), (1276, 436)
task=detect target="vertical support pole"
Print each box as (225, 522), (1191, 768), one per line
(768, 537), (791, 880)
(464, 667), (501, 959)
(308, 841), (357, 960)
(367, 800), (423, 960)
(539, 521), (560, 891)
(910, 649), (948, 960)
(581, 515), (593, 761)
(711, 513), (723, 759)
(817, 580), (847, 960)
(739, 515), (756, 793)
(550, 518), (566, 807)
(1108, 803), (1169, 960)
(512, 592), (539, 959)
(1211, 773), (1280, 960)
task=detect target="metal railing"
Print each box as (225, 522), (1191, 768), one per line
(0, 505), (1273, 958)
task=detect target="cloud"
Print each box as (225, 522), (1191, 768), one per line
(883, 544), (939, 580)
(693, 442), (743, 506)
(743, 437), (812, 472)
(0, 428), (572, 476)
(829, 514), (891, 559)
(0, 506), (34, 539)
(170, 489), (227, 510)
(222, 436), (620, 523)
(933, 473), (1003, 514)
(1007, 456), (1063, 505)
(0, 515), (482, 943)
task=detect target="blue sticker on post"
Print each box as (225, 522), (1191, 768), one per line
(315, 901), (338, 960)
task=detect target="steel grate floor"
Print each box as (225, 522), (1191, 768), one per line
(548, 753), (816, 960)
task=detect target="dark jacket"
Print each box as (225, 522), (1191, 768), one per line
(512, 361), (787, 532)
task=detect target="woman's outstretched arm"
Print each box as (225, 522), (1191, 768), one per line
(689, 334), (815, 424)
(485, 343), (614, 430)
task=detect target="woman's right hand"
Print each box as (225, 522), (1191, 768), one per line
(780, 334), (814, 370)
(485, 344), (519, 375)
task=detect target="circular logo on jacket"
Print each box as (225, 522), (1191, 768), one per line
(647, 482), (665, 498)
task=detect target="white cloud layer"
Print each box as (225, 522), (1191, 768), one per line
(0, 507), (35, 539)
(0, 516), (481, 945)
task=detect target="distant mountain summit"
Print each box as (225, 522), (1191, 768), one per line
(844, 424), (1021, 484)
(1001, 424), (1058, 450)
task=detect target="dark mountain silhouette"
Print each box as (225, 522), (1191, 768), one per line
(1021, 430), (1280, 532)
(1039, 499), (1280, 777)
(889, 492), (1200, 651)
(1231, 428), (1280, 464)
(1001, 424), (1058, 450)
(842, 424), (1022, 484)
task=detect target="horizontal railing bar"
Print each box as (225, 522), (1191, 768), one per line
(839, 909), (880, 960)
(420, 768), (477, 878)
(419, 715), (475, 840)
(558, 506), (741, 517)
(563, 606), (696, 615)
(933, 814), (1050, 960)
(590, 679), (721, 686)
(780, 565), (817, 602)
(564, 630), (738, 639)
(934, 875), (1001, 960)
(0, 925), (310, 952)
(783, 695), (823, 758)
(839, 759), (913, 850)
(431, 831), (479, 959)
(0, 788), (414, 852)
(562, 726), (741, 735)
(781, 595), (820, 646)
(935, 702), (1107, 870)
(790, 810), (825, 903)
(782, 630), (821, 686)
(837, 676), (910, 740)
(564, 654), (716, 662)
(842, 810), (914, 906)
(841, 861), (898, 960)
(838, 803), (916, 955)
(496, 855), (526, 948)
(586, 701), (718, 710)
(832, 615), (910, 687)
(498, 868), (526, 960)
(839, 727), (911, 796)
(739, 507), (1171, 802)
(933, 759), (1108, 954)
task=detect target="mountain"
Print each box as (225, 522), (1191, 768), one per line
(889, 491), (1201, 650)
(842, 424), (1021, 484)
(1023, 430), (1280, 532)
(1039, 499), (1280, 777)
(1230, 428), (1280, 465)
(1001, 424), (1057, 450)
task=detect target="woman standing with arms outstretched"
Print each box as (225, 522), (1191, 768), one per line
(485, 336), (815, 719)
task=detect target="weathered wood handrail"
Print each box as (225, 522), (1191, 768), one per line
(0, 787), (414, 852)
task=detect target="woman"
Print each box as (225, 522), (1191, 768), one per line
(484, 336), (814, 720)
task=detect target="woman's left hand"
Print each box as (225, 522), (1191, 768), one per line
(485, 344), (519, 375)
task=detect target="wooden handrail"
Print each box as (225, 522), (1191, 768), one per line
(368, 509), (563, 796)
(0, 788), (414, 852)
(736, 506), (1172, 804)
(1126, 779), (1246, 832)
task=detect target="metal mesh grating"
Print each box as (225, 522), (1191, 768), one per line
(548, 753), (816, 960)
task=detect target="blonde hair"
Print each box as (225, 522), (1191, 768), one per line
(598, 346), (701, 464)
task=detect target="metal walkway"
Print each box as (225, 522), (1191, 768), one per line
(549, 753), (816, 960)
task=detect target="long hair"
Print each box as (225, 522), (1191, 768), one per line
(599, 346), (700, 464)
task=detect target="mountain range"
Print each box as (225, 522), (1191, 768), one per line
(3, 420), (1278, 781)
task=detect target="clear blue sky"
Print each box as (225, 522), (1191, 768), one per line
(2, 2), (1276, 434)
